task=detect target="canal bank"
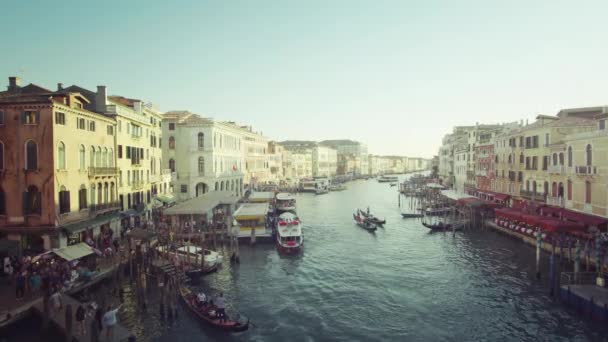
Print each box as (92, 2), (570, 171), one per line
(82, 178), (608, 341)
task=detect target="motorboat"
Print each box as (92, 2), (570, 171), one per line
(299, 180), (318, 193)
(275, 193), (296, 212)
(158, 246), (224, 270)
(180, 286), (249, 332)
(276, 212), (303, 254)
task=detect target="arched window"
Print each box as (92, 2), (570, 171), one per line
(25, 140), (38, 170)
(198, 157), (205, 175)
(96, 147), (101, 167)
(90, 146), (95, 167)
(586, 144), (592, 166)
(567, 180), (572, 201)
(552, 182), (557, 197)
(25, 185), (41, 215)
(552, 153), (557, 166)
(90, 183), (96, 206)
(78, 185), (87, 210)
(568, 146), (573, 167)
(198, 133), (204, 149)
(102, 148), (108, 167)
(543, 181), (549, 195)
(108, 148), (114, 167)
(508, 155), (512, 164)
(169, 159), (175, 172)
(57, 142), (66, 170)
(532, 181), (537, 193)
(0, 185), (5, 215)
(97, 182), (102, 204)
(0, 141), (4, 170)
(169, 136), (175, 149)
(221, 181), (224, 191)
(526, 180), (530, 191)
(215, 182), (219, 191)
(79, 145), (85, 170)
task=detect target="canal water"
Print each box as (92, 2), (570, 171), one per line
(18, 177), (605, 342)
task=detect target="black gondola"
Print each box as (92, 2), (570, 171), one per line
(358, 209), (386, 225)
(179, 286), (249, 333)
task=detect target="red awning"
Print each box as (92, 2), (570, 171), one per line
(538, 219), (585, 233)
(560, 210), (608, 227)
(521, 214), (544, 226)
(495, 208), (524, 221)
(539, 206), (563, 218)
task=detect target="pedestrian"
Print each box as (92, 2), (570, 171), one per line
(15, 271), (25, 300)
(102, 304), (123, 341)
(50, 289), (63, 313)
(75, 304), (86, 335)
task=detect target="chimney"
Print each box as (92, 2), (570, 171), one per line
(8, 76), (21, 91)
(95, 85), (107, 113)
(57, 83), (63, 91)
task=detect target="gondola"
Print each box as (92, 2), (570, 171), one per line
(421, 221), (461, 231)
(353, 213), (377, 231)
(401, 213), (423, 218)
(357, 209), (386, 225)
(179, 286), (249, 332)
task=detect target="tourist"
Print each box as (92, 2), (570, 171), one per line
(215, 293), (226, 323)
(75, 304), (86, 335)
(102, 304), (123, 341)
(50, 289), (63, 313)
(15, 271), (25, 300)
(30, 272), (41, 293)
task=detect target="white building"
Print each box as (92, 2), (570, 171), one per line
(163, 111), (244, 201)
(237, 125), (270, 187)
(312, 145), (337, 178)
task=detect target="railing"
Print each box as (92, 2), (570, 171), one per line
(560, 272), (599, 286)
(575, 165), (596, 175)
(89, 201), (121, 213)
(88, 167), (118, 177)
(546, 196), (564, 207)
(519, 190), (546, 201)
(161, 169), (172, 175)
(548, 165), (565, 175)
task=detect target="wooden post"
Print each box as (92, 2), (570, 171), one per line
(550, 240), (556, 297)
(535, 228), (542, 280)
(574, 239), (581, 284)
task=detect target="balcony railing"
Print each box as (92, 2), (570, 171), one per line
(519, 190), (546, 201)
(161, 168), (172, 175)
(88, 167), (118, 177)
(89, 201), (121, 213)
(546, 196), (565, 207)
(575, 165), (597, 176)
(548, 165), (565, 175)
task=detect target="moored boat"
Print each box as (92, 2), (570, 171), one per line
(378, 175), (399, 183)
(315, 188), (329, 195)
(275, 193), (296, 212)
(276, 212), (303, 253)
(401, 212), (423, 218)
(179, 286), (249, 332)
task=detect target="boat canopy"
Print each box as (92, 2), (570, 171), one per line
(440, 190), (475, 201)
(248, 192), (275, 203)
(234, 203), (269, 220)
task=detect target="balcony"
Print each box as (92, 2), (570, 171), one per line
(548, 165), (566, 175)
(519, 190), (546, 201)
(89, 201), (121, 213)
(132, 181), (144, 190)
(575, 166), (596, 176)
(88, 167), (118, 177)
(546, 196), (565, 207)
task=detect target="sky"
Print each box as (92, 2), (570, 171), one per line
(2, 0), (608, 158)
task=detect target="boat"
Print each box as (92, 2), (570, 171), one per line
(378, 175), (399, 183)
(390, 183), (397, 187)
(401, 212), (423, 218)
(276, 212), (303, 254)
(421, 221), (463, 231)
(179, 286), (249, 332)
(158, 246), (223, 270)
(329, 184), (347, 191)
(353, 213), (377, 231)
(275, 193), (296, 212)
(299, 180), (318, 193)
(315, 187), (329, 195)
(358, 209), (386, 225)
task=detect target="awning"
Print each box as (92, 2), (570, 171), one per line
(521, 214), (544, 226)
(151, 199), (164, 209)
(163, 191), (239, 216)
(62, 213), (121, 234)
(156, 194), (176, 205)
(248, 192), (275, 203)
(52, 242), (94, 261)
(539, 206), (563, 218)
(561, 210), (608, 227)
(234, 203), (269, 220)
(495, 208), (524, 221)
(539, 219), (585, 233)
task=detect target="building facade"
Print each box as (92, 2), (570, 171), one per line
(312, 145), (337, 178)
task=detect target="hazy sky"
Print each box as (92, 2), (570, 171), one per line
(2, 0), (608, 157)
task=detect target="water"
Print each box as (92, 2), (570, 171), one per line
(103, 179), (608, 341)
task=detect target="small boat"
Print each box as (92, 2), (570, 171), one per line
(401, 212), (423, 218)
(358, 209), (386, 225)
(329, 184), (347, 191)
(353, 213), (377, 231)
(179, 286), (249, 332)
(315, 188), (329, 195)
(378, 175), (399, 183)
(275, 193), (297, 212)
(390, 183), (397, 187)
(421, 221), (462, 231)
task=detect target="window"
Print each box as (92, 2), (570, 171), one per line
(78, 118), (86, 130)
(89, 121), (96, 131)
(600, 120), (606, 130)
(0, 187), (4, 215)
(127, 170), (131, 185)
(22, 111), (39, 124)
(568, 146), (573, 167)
(118, 145), (123, 159)
(24, 185), (41, 215)
(198, 132), (204, 149)
(0, 111), (4, 125)
(78, 145), (85, 170)
(586, 144), (592, 166)
(107, 125), (114, 135)
(542, 156), (548, 170)
(567, 180), (572, 201)
(79, 186), (87, 210)
(55, 112), (66, 125)
(169, 136), (175, 149)
(559, 153), (564, 166)
(169, 159), (175, 172)
(102, 148), (108, 167)
(519, 153), (524, 164)
(198, 157), (205, 175)
(96, 147), (101, 167)
(25, 140), (38, 170)
(169, 123), (175, 130)
(59, 186), (70, 214)
(181, 185), (187, 193)
(544, 133), (549, 146)
(109, 149), (114, 167)
(585, 181), (591, 204)
(0, 141), (3, 170)
(90, 146), (95, 167)
(57, 142), (66, 169)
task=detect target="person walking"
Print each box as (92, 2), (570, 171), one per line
(102, 304), (123, 341)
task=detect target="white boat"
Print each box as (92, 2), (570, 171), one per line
(276, 193), (297, 212)
(276, 212), (303, 253)
(159, 245), (224, 269)
(378, 175), (399, 183)
(299, 180), (318, 193)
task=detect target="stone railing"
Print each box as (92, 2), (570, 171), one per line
(548, 165), (566, 175)
(88, 167), (118, 177)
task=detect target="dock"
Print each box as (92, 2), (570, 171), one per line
(32, 293), (132, 342)
(560, 283), (608, 322)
